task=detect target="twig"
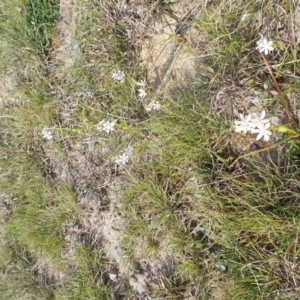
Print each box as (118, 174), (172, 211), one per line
(260, 52), (298, 127)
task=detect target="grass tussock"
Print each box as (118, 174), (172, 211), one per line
(1, 0), (300, 299)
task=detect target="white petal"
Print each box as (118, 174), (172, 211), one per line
(264, 133), (270, 142)
(137, 80), (146, 87)
(245, 114), (252, 122)
(256, 132), (263, 140)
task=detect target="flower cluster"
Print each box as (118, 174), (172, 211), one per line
(256, 35), (274, 55)
(115, 146), (133, 165)
(42, 126), (53, 140)
(136, 80), (147, 99)
(96, 119), (117, 134)
(234, 111), (272, 142)
(111, 70), (125, 83)
(145, 100), (161, 112)
(135, 79), (161, 112)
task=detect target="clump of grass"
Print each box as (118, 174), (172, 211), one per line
(118, 89), (230, 297)
(25, 0), (59, 51)
(57, 247), (114, 300)
(205, 160), (300, 298)
(0, 242), (55, 299)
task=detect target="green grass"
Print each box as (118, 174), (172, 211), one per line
(25, 0), (59, 49)
(1, 0), (300, 299)
(57, 247), (113, 300)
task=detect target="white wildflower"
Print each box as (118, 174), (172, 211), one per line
(234, 110), (272, 141)
(109, 273), (117, 281)
(136, 80), (146, 87)
(111, 70), (125, 83)
(250, 110), (270, 126)
(138, 88), (147, 99)
(252, 122), (272, 142)
(42, 126), (53, 140)
(115, 146), (133, 165)
(144, 100), (161, 112)
(256, 35), (274, 55)
(234, 114), (256, 134)
(115, 153), (128, 165)
(96, 119), (117, 134)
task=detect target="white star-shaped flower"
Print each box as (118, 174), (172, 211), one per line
(250, 110), (270, 127)
(115, 153), (129, 165)
(234, 110), (272, 141)
(136, 80), (146, 87)
(138, 88), (147, 99)
(111, 70), (125, 83)
(144, 100), (161, 112)
(252, 122), (272, 142)
(42, 126), (53, 140)
(114, 146), (133, 165)
(96, 119), (117, 134)
(234, 114), (256, 134)
(256, 35), (274, 55)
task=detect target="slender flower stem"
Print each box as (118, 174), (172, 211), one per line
(229, 135), (293, 168)
(260, 52), (298, 127)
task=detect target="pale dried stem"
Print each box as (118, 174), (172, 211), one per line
(260, 52), (298, 127)
(229, 136), (291, 169)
